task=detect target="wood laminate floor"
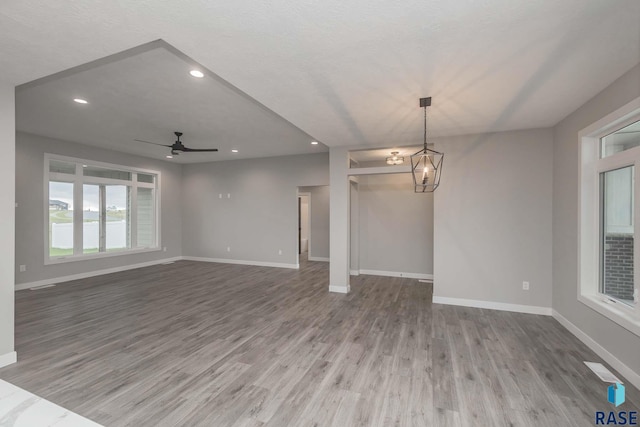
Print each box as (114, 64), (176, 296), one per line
(1, 258), (638, 426)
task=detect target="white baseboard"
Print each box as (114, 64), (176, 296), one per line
(432, 296), (553, 316)
(350, 269), (360, 276)
(0, 351), (17, 368)
(15, 257), (183, 291)
(358, 269), (434, 281)
(307, 256), (329, 262)
(552, 310), (640, 390)
(16, 255), (301, 291)
(329, 285), (350, 294)
(183, 256), (298, 270)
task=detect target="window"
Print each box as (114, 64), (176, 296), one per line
(49, 181), (74, 257)
(601, 166), (634, 304)
(580, 98), (640, 336)
(46, 155), (160, 263)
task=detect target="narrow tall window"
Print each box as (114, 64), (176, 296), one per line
(83, 184), (100, 254)
(105, 185), (130, 251)
(600, 166), (634, 304)
(137, 187), (155, 247)
(49, 181), (74, 258)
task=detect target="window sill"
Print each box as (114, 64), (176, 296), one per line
(45, 246), (161, 265)
(579, 293), (640, 338)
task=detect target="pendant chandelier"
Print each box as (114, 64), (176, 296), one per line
(410, 97), (443, 193)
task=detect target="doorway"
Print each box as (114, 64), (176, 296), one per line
(297, 186), (329, 265)
(298, 193), (310, 258)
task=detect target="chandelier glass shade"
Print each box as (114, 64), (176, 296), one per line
(410, 148), (443, 192)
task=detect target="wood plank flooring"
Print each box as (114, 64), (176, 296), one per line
(1, 258), (638, 426)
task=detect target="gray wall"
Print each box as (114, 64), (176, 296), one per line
(434, 128), (554, 308)
(181, 153), (329, 266)
(0, 83), (15, 359)
(329, 147), (350, 291)
(15, 132), (183, 285)
(553, 63), (640, 375)
(299, 185), (330, 260)
(357, 173), (434, 275)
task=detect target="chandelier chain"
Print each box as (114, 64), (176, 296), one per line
(423, 105), (428, 149)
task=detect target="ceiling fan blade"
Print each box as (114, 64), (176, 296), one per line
(134, 139), (172, 148)
(180, 147), (219, 152)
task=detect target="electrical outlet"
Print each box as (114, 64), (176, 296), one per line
(219, 193), (222, 199)
(163, 247), (167, 252)
(278, 249), (282, 255)
(19, 265), (26, 272)
(227, 193), (231, 199)
(522, 281), (530, 291)
(227, 246), (231, 252)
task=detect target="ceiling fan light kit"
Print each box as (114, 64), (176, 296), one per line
(410, 97), (443, 193)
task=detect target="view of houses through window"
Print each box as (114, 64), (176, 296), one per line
(47, 156), (158, 261)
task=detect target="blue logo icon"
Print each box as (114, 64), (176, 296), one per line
(608, 382), (625, 407)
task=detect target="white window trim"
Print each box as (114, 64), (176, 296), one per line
(44, 154), (162, 265)
(579, 96), (640, 337)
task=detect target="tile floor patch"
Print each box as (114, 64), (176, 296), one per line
(0, 380), (102, 426)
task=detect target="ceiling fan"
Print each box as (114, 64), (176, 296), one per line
(134, 131), (219, 155)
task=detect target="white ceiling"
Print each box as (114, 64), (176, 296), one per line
(2, 0), (640, 159)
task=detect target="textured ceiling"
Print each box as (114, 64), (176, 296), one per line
(2, 0), (640, 154)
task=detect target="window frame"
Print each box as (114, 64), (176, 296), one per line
(579, 96), (640, 337)
(44, 154), (161, 264)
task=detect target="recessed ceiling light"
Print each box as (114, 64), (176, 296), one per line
(189, 70), (204, 78)
(82, 164), (87, 168)
(166, 155), (173, 159)
(311, 141), (318, 145)
(231, 149), (238, 153)
(73, 98), (88, 104)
